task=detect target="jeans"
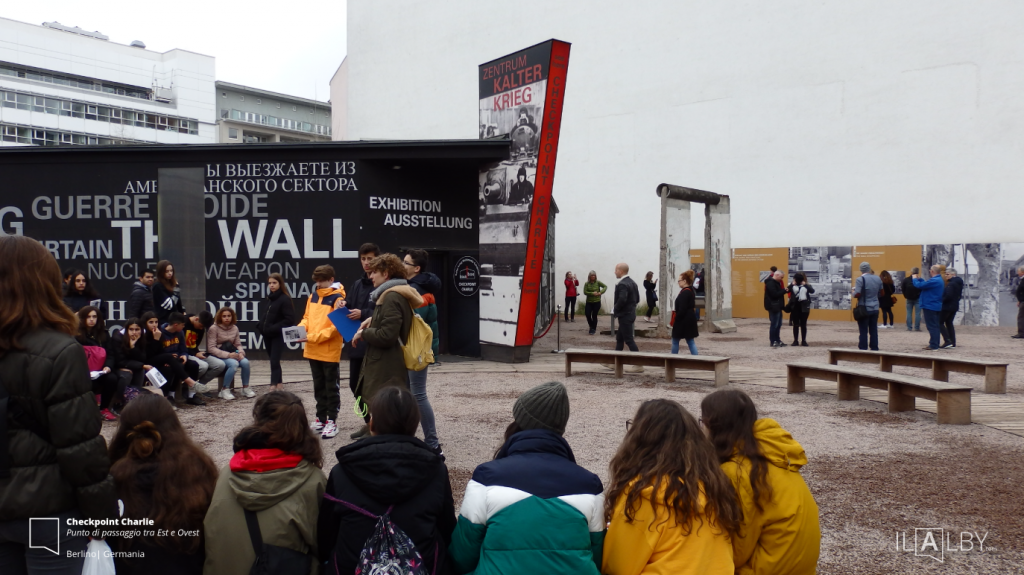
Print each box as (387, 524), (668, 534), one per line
(615, 316), (639, 352)
(409, 367), (439, 449)
(768, 311), (783, 344)
(309, 359), (340, 422)
(940, 310), (957, 346)
(267, 336), (286, 384)
(585, 301), (601, 333)
(857, 311), (879, 350)
(671, 338), (698, 355)
(0, 509), (88, 575)
(222, 357), (251, 388)
(905, 299), (921, 330)
(564, 297), (576, 321)
(923, 309), (942, 349)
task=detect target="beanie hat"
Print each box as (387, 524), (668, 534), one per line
(859, 261), (871, 273)
(513, 381), (570, 435)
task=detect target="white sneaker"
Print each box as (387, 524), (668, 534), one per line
(625, 365), (645, 373)
(218, 389), (235, 400)
(240, 387), (256, 398)
(310, 417), (324, 432)
(321, 420), (338, 439)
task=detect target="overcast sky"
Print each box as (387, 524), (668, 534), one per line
(2, 1), (348, 102)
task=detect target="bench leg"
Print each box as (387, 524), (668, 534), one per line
(565, 356), (572, 378)
(984, 366), (1006, 394)
(714, 362), (729, 388)
(936, 390), (971, 425)
(837, 373), (859, 401)
(879, 357), (893, 373)
(614, 358), (623, 379)
(828, 351), (837, 365)
(787, 366), (805, 393)
(665, 362), (675, 383)
(931, 362), (949, 382)
(888, 383), (915, 413)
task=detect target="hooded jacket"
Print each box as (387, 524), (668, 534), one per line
(912, 274), (945, 311)
(127, 281), (155, 321)
(0, 329), (117, 522)
(721, 419), (820, 575)
(602, 481), (734, 575)
(318, 435), (456, 574)
(449, 429), (605, 575)
(355, 285), (421, 404)
(203, 447), (326, 575)
(298, 284), (346, 363)
(409, 272), (442, 356)
(942, 276), (964, 313)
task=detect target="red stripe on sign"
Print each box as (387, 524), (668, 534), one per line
(514, 40), (571, 347)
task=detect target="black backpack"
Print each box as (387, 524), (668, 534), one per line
(244, 509), (313, 575)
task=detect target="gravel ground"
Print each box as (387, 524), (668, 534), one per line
(100, 315), (1024, 573)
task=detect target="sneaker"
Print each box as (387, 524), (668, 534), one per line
(193, 382), (211, 394)
(240, 387), (256, 398)
(430, 444), (446, 461)
(219, 389), (235, 401)
(599, 363), (615, 370)
(311, 417), (324, 432)
(776, 342), (788, 347)
(625, 365), (644, 374)
(941, 343), (956, 349)
(350, 424), (369, 440)
(321, 420), (339, 439)
(167, 397), (178, 411)
(186, 394), (206, 406)
(99, 408), (118, 421)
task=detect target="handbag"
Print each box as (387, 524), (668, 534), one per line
(891, 295), (898, 305)
(219, 341), (239, 353)
(670, 311), (676, 327)
(853, 277), (868, 321)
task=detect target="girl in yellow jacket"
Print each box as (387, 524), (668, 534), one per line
(700, 388), (821, 575)
(602, 399), (742, 575)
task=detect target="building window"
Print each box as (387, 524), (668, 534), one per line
(256, 98), (261, 104)
(240, 95), (244, 101)
(222, 92), (227, 98)
(276, 102), (281, 108)
(292, 106), (297, 111)
(228, 128), (238, 139)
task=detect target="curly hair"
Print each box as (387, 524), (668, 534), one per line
(368, 253), (407, 281)
(679, 270), (695, 285)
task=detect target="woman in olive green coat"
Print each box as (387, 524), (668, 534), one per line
(352, 254), (423, 417)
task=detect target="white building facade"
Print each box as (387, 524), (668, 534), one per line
(0, 17), (215, 147)
(340, 1), (1024, 301)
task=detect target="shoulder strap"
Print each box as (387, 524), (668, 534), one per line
(243, 509), (263, 557)
(322, 493), (394, 519)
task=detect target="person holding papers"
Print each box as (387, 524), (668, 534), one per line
(260, 273), (296, 392)
(296, 265), (346, 440)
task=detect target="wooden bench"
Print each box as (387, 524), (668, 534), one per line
(787, 362), (973, 424)
(827, 348), (1008, 394)
(564, 348), (729, 387)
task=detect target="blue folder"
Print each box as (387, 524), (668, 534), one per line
(328, 307), (362, 342)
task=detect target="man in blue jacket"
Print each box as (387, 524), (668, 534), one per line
(912, 265), (945, 350)
(940, 269), (964, 349)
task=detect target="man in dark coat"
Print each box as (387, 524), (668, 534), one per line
(612, 263), (641, 358)
(764, 270), (787, 347)
(939, 269), (964, 349)
(126, 268), (156, 320)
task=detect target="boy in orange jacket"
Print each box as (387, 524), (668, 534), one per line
(297, 264), (345, 439)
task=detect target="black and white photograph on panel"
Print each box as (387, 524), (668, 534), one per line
(788, 246), (853, 310)
(922, 242), (1023, 326)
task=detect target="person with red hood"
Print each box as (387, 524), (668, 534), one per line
(203, 391), (326, 575)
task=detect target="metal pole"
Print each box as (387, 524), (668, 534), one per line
(552, 304), (564, 353)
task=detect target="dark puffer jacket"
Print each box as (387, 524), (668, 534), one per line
(259, 289), (296, 340)
(0, 329), (117, 521)
(318, 435), (456, 575)
(127, 281), (155, 321)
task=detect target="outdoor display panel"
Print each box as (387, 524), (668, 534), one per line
(477, 39), (571, 362)
(0, 141), (508, 358)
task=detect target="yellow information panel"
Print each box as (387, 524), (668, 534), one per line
(851, 245), (923, 325)
(731, 248), (790, 319)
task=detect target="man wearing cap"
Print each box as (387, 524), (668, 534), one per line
(450, 381), (605, 575)
(912, 265), (946, 351)
(852, 262), (882, 351)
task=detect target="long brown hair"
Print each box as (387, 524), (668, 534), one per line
(155, 260), (177, 291)
(0, 236), (77, 357)
(233, 391), (323, 468)
(268, 272), (291, 297)
(880, 270), (894, 285)
(75, 305), (107, 345)
(108, 394), (218, 554)
(605, 399), (741, 539)
(700, 388), (773, 513)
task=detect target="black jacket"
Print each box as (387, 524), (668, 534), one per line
(672, 287), (699, 340)
(787, 283), (816, 314)
(152, 283), (185, 325)
(1016, 277), (1024, 303)
(942, 276), (964, 312)
(764, 278), (786, 312)
(112, 339), (147, 372)
(64, 291), (102, 314)
(901, 276), (921, 301)
(127, 281), (155, 321)
(0, 329), (117, 521)
(643, 279), (658, 306)
(879, 282), (896, 309)
(343, 276), (376, 360)
(318, 435), (456, 575)
(259, 290), (296, 340)
(613, 276), (640, 320)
